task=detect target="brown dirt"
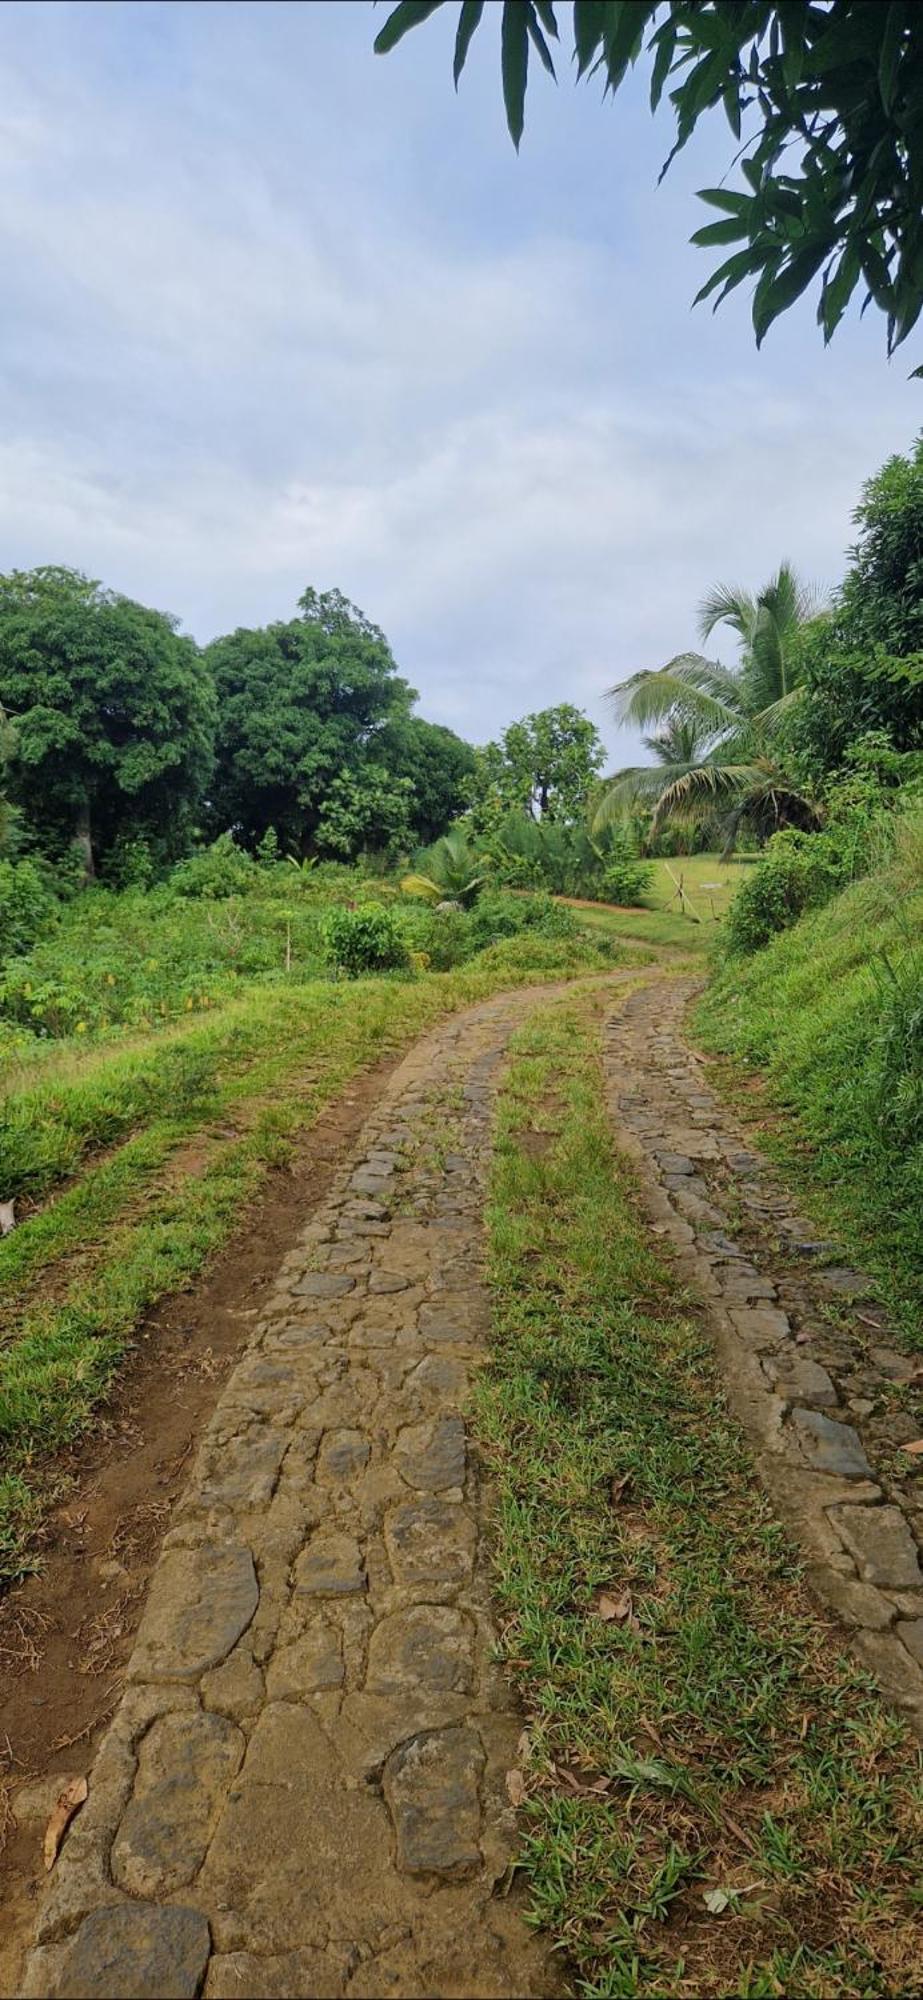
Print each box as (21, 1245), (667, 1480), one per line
(0, 1048), (400, 1994)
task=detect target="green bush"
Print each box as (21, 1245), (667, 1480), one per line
(398, 903), (474, 971)
(170, 835), (256, 900)
(324, 903), (410, 977)
(470, 891), (580, 950)
(0, 859), (58, 963)
(600, 830), (653, 907)
(724, 830), (841, 956)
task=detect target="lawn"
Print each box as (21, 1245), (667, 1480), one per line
(479, 989), (923, 1998)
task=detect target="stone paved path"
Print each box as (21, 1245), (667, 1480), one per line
(21, 965), (923, 1999)
(22, 989), (574, 2000)
(604, 977), (923, 1737)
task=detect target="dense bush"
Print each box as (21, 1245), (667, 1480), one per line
(469, 890), (580, 950)
(397, 903), (473, 971)
(0, 860), (59, 962)
(170, 835), (257, 900)
(599, 830), (653, 906)
(723, 831), (835, 955)
(324, 903), (410, 977)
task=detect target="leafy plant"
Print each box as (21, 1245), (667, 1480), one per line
(374, 2), (923, 359)
(402, 828), (491, 907)
(323, 902), (410, 977)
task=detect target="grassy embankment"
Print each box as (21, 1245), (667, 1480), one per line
(697, 822), (923, 1341)
(0, 911), (637, 1581)
(480, 992), (923, 1999)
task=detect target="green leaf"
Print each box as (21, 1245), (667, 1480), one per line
(573, 0), (606, 77)
(601, 0), (650, 90)
(818, 243), (861, 342)
(526, 3), (557, 79)
(879, 1), (908, 115)
(501, 0), (530, 147)
(690, 216), (750, 248)
(649, 18), (678, 110)
(373, 0), (445, 57)
(696, 185), (752, 217)
(453, 0), (485, 85)
(692, 244), (764, 310)
(753, 242), (832, 346)
(532, 0), (558, 35)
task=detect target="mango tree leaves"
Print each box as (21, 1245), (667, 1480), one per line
(373, 0), (923, 361)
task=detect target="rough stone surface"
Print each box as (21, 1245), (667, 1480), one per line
(129, 1544), (258, 1682)
(57, 1905), (211, 1999)
(830, 1504), (923, 1590)
(383, 1727), (485, 1876)
(789, 1409), (873, 1481)
(111, 1711), (243, 1896)
(22, 986), (569, 2000)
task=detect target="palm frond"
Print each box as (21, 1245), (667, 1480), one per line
(697, 584), (758, 647)
(608, 655), (741, 735)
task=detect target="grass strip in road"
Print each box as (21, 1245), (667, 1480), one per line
(479, 994), (923, 1999)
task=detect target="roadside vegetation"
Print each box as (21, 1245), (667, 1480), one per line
(480, 993), (923, 1999)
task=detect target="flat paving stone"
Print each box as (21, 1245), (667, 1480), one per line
(831, 1504), (923, 1590)
(790, 1408), (874, 1481)
(112, 1711), (244, 1896)
(384, 1497), (477, 1592)
(383, 1726), (484, 1877)
(129, 1544), (258, 1683)
(366, 1605), (475, 1695)
(293, 1530), (366, 1598)
(57, 1905), (211, 2000)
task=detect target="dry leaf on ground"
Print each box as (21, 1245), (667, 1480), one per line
(43, 1777), (88, 1870)
(596, 1589), (633, 1622)
(505, 1769), (526, 1807)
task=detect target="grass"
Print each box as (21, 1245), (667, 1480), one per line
(0, 928), (627, 1581)
(696, 822), (923, 1343)
(477, 992), (923, 1998)
(560, 851), (753, 952)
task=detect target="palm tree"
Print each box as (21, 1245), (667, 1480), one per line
(595, 562), (823, 847)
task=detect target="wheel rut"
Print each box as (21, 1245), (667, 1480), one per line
(20, 985), (584, 2000)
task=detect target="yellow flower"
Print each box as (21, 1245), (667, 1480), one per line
(76, 1020), (87, 1034)
(106, 973), (116, 986)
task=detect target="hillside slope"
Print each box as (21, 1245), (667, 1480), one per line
(698, 820), (923, 1336)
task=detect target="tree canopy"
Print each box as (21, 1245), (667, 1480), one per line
(468, 703), (605, 828)
(204, 588), (416, 857)
(0, 566), (215, 876)
(374, 1), (923, 360)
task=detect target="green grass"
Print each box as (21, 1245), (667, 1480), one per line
(696, 823), (923, 1342)
(0, 928), (625, 1580)
(643, 852), (758, 922)
(478, 992), (923, 1998)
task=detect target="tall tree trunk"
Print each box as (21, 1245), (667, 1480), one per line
(75, 798), (95, 881)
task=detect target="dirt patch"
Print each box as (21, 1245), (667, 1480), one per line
(0, 1049), (399, 1993)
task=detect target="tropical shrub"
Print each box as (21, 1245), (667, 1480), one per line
(599, 829), (653, 905)
(324, 903), (410, 977)
(723, 830), (841, 956)
(171, 835), (256, 900)
(469, 891), (579, 951)
(0, 859), (58, 963)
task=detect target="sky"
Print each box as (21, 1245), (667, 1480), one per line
(0, 1), (920, 770)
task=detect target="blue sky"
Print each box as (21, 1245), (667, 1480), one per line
(0, 1), (920, 767)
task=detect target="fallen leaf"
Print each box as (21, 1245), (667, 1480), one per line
(702, 1887), (734, 1915)
(43, 1777), (88, 1871)
(610, 1474), (631, 1506)
(596, 1590), (633, 1623)
(506, 1769), (526, 1807)
(516, 1728), (531, 1763)
(901, 1439), (923, 1456)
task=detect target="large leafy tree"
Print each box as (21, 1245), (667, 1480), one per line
(0, 566), (216, 877)
(784, 437), (923, 778)
(469, 702), (604, 828)
(205, 587), (416, 856)
(374, 1), (923, 359)
(598, 562), (822, 843)
(384, 715), (477, 844)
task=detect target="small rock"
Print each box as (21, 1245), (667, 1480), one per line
(366, 1605), (474, 1695)
(830, 1503), (923, 1590)
(291, 1273), (356, 1299)
(790, 1409), (873, 1481)
(395, 1417), (466, 1493)
(267, 1621), (344, 1697)
(58, 1904), (211, 2000)
(293, 1531), (366, 1598)
(729, 1306), (791, 1351)
(384, 1497), (476, 1592)
(316, 1429), (371, 1485)
(383, 1726), (484, 1876)
(770, 1357), (839, 1410)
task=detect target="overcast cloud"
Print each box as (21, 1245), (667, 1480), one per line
(0, 0), (919, 767)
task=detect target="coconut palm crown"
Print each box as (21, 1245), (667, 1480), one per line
(595, 563), (824, 846)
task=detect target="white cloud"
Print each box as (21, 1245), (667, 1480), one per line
(0, 0), (919, 769)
